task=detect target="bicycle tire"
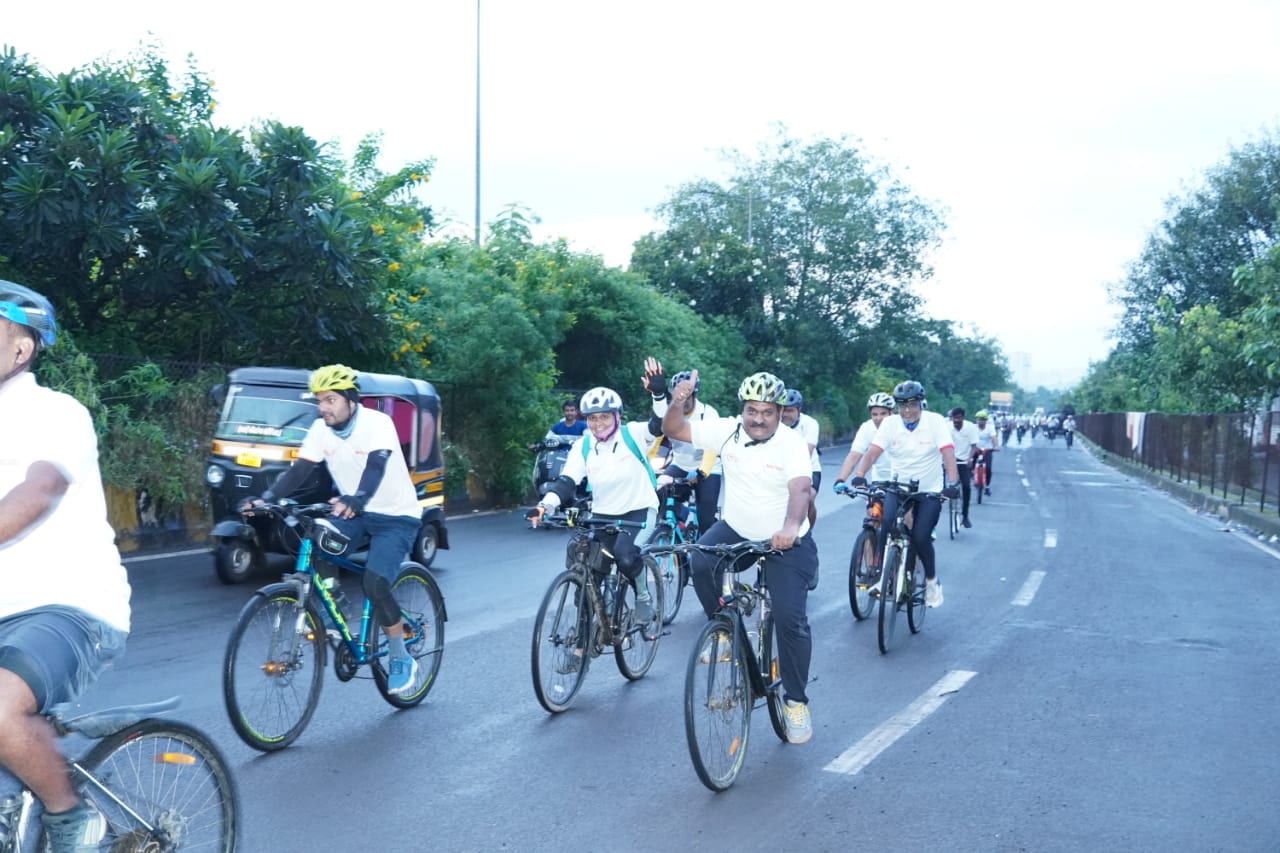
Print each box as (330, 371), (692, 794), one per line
(907, 550), (927, 634)
(847, 528), (879, 621)
(614, 557), (664, 680)
(948, 497), (959, 539)
(223, 585), (325, 752)
(877, 544), (902, 654)
(61, 719), (239, 852)
(651, 525), (685, 625)
(975, 463), (985, 503)
(685, 619), (750, 792)
(760, 610), (787, 743)
(531, 571), (592, 713)
(372, 562), (447, 708)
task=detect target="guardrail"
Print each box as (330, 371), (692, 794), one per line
(1077, 411), (1280, 516)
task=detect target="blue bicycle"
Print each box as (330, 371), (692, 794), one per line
(646, 476), (702, 624)
(222, 501), (447, 751)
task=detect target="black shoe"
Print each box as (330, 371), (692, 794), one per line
(962, 517), (972, 528)
(984, 488), (991, 496)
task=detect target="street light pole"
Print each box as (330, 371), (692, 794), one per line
(474, 0), (481, 245)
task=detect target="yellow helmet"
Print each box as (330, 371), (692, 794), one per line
(309, 364), (359, 394)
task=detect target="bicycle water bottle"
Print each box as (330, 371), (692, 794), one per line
(602, 575), (617, 612)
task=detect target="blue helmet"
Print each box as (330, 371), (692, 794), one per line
(0, 281), (57, 349)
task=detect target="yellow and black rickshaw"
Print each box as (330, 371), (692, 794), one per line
(205, 366), (449, 583)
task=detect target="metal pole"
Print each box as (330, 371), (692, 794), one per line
(474, 0), (481, 245)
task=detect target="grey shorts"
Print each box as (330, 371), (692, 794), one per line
(0, 607), (127, 713)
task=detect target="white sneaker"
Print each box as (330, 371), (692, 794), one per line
(782, 699), (813, 744)
(926, 579), (943, 608)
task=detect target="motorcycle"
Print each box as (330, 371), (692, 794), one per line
(529, 433), (591, 527)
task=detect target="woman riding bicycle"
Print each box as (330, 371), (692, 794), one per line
(847, 380), (960, 608)
(528, 387), (660, 627)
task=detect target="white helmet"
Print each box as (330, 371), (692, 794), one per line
(867, 392), (895, 410)
(579, 387), (623, 414)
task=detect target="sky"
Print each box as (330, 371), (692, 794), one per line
(7, 1), (1280, 389)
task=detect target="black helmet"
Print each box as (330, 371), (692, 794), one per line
(893, 380), (925, 403)
(0, 280), (57, 349)
(671, 370), (700, 394)
(782, 389), (803, 408)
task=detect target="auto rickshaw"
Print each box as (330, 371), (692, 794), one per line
(205, 366), (450, 583)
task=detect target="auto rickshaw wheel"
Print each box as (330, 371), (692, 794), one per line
(413, 524), (438, 568)
(215, 538), (264, 584)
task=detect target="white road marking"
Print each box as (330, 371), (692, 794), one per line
(1044, 530), (1057, 548)
(825, 669), (977, 775)
(1021, 478), (1030, 487)
(1012, 570), (1046, 606)
(123, 547), (210, 563)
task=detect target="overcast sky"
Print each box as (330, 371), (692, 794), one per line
(8, 1), (1280, 389)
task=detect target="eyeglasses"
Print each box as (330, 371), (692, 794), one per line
(897, 399), (922, 410)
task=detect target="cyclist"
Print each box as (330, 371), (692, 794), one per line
(973, 410), (1000, 496)
(663, 370), (818, 745)
(527, 387), (660, 629)
(642, 358), (722, 531)
(834, 392), (896, 488)
(846, 380), (959, 608)
(1063, 414), (1077, 449)
(240, 364), (423, 696)
(947, 406), (980, 528)
(780, 389), (822, 530)
(0, 281), (131, 852)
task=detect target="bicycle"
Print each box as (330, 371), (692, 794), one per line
(645, 475), (702, 625)
(223, 501), (447, 752)
(0, 697), (237, 851)
(972, 451), (989, 504)
(947, 476), (961, 539)
(649, 539), (785, 792)
(839, 483), (887, 621)
(863, 481), (940, 654)
(531, 516), (665, 713)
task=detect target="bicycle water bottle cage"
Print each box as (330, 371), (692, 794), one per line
(313, 518), (351, 556)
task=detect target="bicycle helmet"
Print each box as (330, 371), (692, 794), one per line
(309, 364), (359, 394)
(0, 280), (57, 349)
(892, 380), (925, 403)
(737, 372), (787, 405)
(670, 370), (700, 394)
(975, 409), (989, 419)
(782, 389), (804, 408)
(867, 392), (895, 410)
(579, 386), (623, 414)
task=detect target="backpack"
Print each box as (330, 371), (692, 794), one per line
(582, 426), (657, 490)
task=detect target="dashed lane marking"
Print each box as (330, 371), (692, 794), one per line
(1012, 570), (1046, 606)
(1044, 530), (1057, 548)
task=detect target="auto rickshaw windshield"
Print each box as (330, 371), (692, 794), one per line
(216, 384), (318, 446)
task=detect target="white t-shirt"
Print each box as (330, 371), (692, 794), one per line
(870, 411), (954, 493)
(560, 422), (658, 516)
(652, 396), (721, 474)
(975, 423), (999, 451)
(298, 407), (420, 518)
(0, 373), (131, 631)
(950, 420), (981, 464)
(788, 412), (821, 472)
(689, 418), (812, 540)
(850, 419), (892, 482)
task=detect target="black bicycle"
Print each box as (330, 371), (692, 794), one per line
(840, 483), (888, 621)
(531, 516), (665, 713)
(223, 501), (447, 751)
(650, 539), (784, 791)
(0, 697), (237, 851)
(865, 481), (939, 654)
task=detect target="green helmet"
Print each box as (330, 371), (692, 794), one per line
(737, 372), (787, 405)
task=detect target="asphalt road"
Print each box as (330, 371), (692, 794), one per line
(88, 434), (1280, 852)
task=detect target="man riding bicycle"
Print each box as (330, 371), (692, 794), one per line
(947, 406), (980, 527)
(240, 364), (423, 696)
(663, 370), (818, 745)
(0, 282), (131, 852)
(643, 359), (721, 531)
(973, 410), (1000, 496)
(844, 381), (960, 608)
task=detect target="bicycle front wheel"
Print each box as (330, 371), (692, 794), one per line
(65, 719), (238, 851)
(685, 619), (750, 792)
(975, 466), (985, 503)
(531, 571), (592, 713)
(847, 528), (879, 621)
(373, 562), (447, 708)
(907, 551), (927, 634)
(223, 586), (325, 751)
(759, 610), (788, 743)
(615, 558), (664, 680)
(948, 498), (959, 539)
(650, 525), (685, 625)
(877, 545), (902, 655)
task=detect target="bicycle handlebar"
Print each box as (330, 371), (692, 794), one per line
(646, 539), (776, 559)
(540, 513), (646, 530)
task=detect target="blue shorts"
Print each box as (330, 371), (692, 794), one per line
(0, 607), (127, 713)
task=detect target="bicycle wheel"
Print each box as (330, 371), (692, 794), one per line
(877, 544), (902, 655)
(948, 498), (959, 539)
(62, 719), (238, 852)
(759, 609), (788, 743)
(615, 558), (664, 680)
(223, 585), (325, 752)
(847, 528), (879, 621)
(372, 563), (447, 708)
(650, 525), (685, 625)
(685, 619), (750, 792)
(531, 571), (592, 713)
(907, 550), (927, 634)
(975, 464), (985, 504)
